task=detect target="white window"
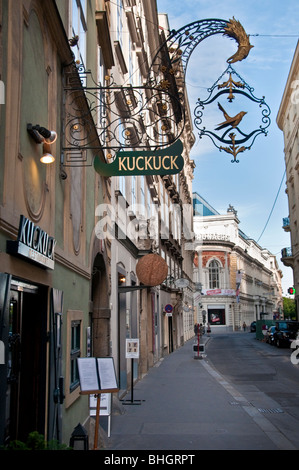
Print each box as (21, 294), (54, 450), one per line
(119, 176), (126, 199)
(140, 176), (145, 211)
(131, 175), (137, 212)
(128, 36), (133, 81)
(97, 47), (107, 133)
(117, 0), (123, 48)
(117, 118), (126, 198)
(209, 260), (220, 289)
(97, 46), (105, 86)
(71, 0), (87, 67)
(172, 204), (181, 242)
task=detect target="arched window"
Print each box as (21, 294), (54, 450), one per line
(209, 260), (220, 289)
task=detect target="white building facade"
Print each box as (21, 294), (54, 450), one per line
(193, 193), (283, 331)
(277, 40), (299, 316)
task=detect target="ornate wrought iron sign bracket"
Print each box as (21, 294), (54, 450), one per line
(61, 17), (262, 168)
(62, 66), (185, 163)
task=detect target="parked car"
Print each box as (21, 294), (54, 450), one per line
(250, 321), (256, 332)
(266, 326), (276, 345)
(273, 321), (299, 348)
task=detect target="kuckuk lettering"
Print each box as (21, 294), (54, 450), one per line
(117, 154), (179, 173)
(94, 139), (184, 176)
(18, 215), (56, 259)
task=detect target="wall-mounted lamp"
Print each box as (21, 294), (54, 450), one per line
(40, 143), (55, 164)
(27, 123), (57, 144)
(40, 151), (55, 164)
(27, 124), (57, 164)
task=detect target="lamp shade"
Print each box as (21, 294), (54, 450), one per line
(40, 152), (55, 164)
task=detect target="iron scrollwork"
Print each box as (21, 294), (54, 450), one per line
(147, 17), (253, 88)
(62, 18), (256, 165)
(62, 64), (185, 166)
(147, 19), (228, 87)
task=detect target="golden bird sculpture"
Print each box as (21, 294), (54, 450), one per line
(223, 17), (254, 63)
(216, 102), (247, 130)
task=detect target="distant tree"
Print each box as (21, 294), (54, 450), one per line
(283, 297), (296, 319)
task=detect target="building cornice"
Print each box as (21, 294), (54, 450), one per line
(277, 40), (299, 130)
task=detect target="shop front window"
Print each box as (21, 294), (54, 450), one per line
(208, 308), (226, 325)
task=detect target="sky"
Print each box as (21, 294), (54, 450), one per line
(157, 0), (299, 296)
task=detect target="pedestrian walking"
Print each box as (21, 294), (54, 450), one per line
(243, 321), (246, 332)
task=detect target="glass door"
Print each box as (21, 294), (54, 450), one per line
(5, 280), (47, 443)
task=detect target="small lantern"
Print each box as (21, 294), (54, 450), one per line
(70, 423), (89, 450)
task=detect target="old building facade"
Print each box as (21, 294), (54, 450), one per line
(0, 0), (110, 446)
(277, 41), (299, 316)
(0, 0), (195, 447)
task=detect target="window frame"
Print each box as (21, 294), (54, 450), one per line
(65, 310), (83, 408)
(70, 319), (81, 392)
(71, 0), (87, 68)
(208, 259), (220, 289)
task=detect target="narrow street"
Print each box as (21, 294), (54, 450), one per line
(205, 331), (299, 448)
(105, 332), (299, 451)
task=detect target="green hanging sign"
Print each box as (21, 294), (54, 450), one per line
(94, 139), (184, 176)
